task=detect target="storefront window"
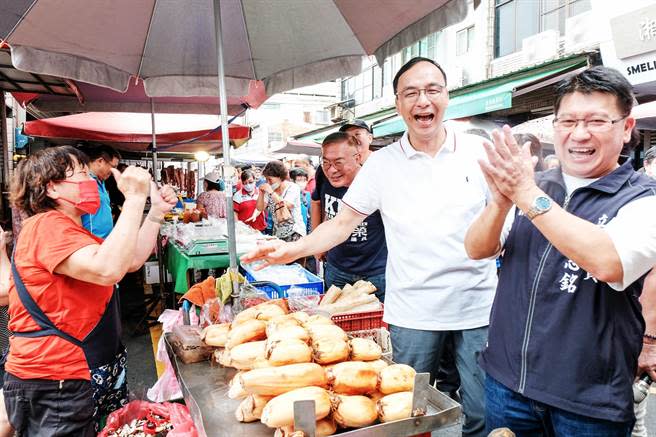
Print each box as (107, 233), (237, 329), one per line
(495, 0), (590, 58)
(495, 0), (539, 58)
(456, 26), (475, 56)
(541, 0), (591, 35)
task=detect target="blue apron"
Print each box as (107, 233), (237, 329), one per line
(10, 259), (128, 428)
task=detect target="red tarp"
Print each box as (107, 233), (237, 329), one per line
(24, 112), (251, 153)
(13, 79), (267, 115)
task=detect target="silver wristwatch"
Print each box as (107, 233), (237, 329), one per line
(526, 195), (552, 220)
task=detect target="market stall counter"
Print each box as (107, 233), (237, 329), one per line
(164, 219), (272, 293)
(165, 332), (462, 437)
(167, 240), (231, 293)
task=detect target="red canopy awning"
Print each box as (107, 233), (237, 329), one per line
(24, 112), (251, 153)
(13, 79), (267, 115)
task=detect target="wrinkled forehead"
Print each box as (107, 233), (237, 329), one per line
(322, 140), (356, 158)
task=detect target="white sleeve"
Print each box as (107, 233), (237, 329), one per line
(488, 206), (516, 259)
(604, 195), (656, 291)
(342, 154), (382, 216)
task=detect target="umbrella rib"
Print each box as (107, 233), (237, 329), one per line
(237, 0), (256, 79)
(136, 0), (159, 79)
(2, 0), (40, 41)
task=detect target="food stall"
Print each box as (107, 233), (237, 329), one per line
(163, 218), (273, 293)
(162, 275), (463, 437)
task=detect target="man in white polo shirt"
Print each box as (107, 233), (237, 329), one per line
(242, 57), (495, 436)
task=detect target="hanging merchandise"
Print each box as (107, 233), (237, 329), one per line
(161, 165), (197, 198)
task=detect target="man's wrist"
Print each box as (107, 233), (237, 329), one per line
(515, 186), (544, 215)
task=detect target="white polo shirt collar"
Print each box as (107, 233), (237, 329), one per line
(398, 127), (456, 159)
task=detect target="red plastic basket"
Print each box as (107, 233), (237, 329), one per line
(331, 305), (385, 331)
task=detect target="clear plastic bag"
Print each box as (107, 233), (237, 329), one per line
(232, 282), (270, 314)
(287, 286), (321, 313)
(199, 297), (223, 326)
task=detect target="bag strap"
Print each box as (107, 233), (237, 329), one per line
(10, 254), (82, 346)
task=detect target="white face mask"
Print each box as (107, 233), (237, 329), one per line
(243, 182), (255, 192)
(270, 181), (281, 190)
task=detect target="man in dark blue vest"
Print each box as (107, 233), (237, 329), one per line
(465, 66), (656, 434)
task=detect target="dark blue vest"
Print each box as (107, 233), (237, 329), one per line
(480, 161), (656, 422)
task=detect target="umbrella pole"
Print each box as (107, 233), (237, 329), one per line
(213, 0), (240, 297)
(150, 99), (169, 308)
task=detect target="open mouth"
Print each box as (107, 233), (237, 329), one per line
(414, 113), (434, 124)
(568, 147), (595, 156)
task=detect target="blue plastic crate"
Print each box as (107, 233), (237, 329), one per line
(241, 263), (324, 299)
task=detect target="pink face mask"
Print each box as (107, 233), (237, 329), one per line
(58, 179), (101, 215)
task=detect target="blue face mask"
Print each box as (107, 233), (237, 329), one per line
(270, 181), (281, 190)
(243, 183), (255, 192)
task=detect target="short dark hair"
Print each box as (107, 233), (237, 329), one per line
(289, 167), (308, 181)
(79, 143), (121, 162)
(645, 146), (656, 165)
(241, 169), (255, 183)
(262, 160), (288, 179)
(11, 145), (90, 216)
(393, 57), (448, 94)
(322, 132), (356, 148)
(554, 66), (634, 116)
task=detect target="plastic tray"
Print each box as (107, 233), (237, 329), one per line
(242, 263), (323, 298)
(331, 304), (385, 331)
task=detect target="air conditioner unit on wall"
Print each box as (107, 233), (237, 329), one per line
(565, 12), (596, 52)
(522, 30), (560, 65)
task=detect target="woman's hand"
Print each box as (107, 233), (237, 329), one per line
(112, 167), (151, 200)
(259, 183), (273, 194)
(149, 182), (178, 219)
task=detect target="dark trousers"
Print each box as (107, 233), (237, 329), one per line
(3, 372), (95, 437)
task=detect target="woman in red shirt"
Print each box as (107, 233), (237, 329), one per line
(4, 146), (175, 436)
(233, 169), (266, 230)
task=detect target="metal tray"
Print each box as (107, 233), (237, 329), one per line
(165, 333), (461, 437)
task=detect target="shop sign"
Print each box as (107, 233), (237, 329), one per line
(610, 4), (656, 59)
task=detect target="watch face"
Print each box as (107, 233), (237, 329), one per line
(535, 196), (551, 211)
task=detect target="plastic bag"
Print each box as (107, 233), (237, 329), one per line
(199, 297), (223, 326)
(147, 363), (182, 403)
(216, 269), (245, 303)
(232, 281), (270, 314)
(147, 308), (196, 402)
(99, 400), (197, 437)
(287, 286), (321, 313)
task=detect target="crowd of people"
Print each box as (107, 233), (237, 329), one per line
(0, 55), (653, 436)
(243, 58), (656, 437)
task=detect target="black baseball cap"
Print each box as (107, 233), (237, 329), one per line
(339, 119), (372, 134)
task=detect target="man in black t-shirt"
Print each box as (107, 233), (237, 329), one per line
(311, 132), (387, 302)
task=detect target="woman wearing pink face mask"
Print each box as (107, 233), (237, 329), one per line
(3, 146), (176, 436)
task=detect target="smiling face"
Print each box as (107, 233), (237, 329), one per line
(321, 140), (360, 188)
(395, 61), (448, 144)
(554, 91), (635, 179)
